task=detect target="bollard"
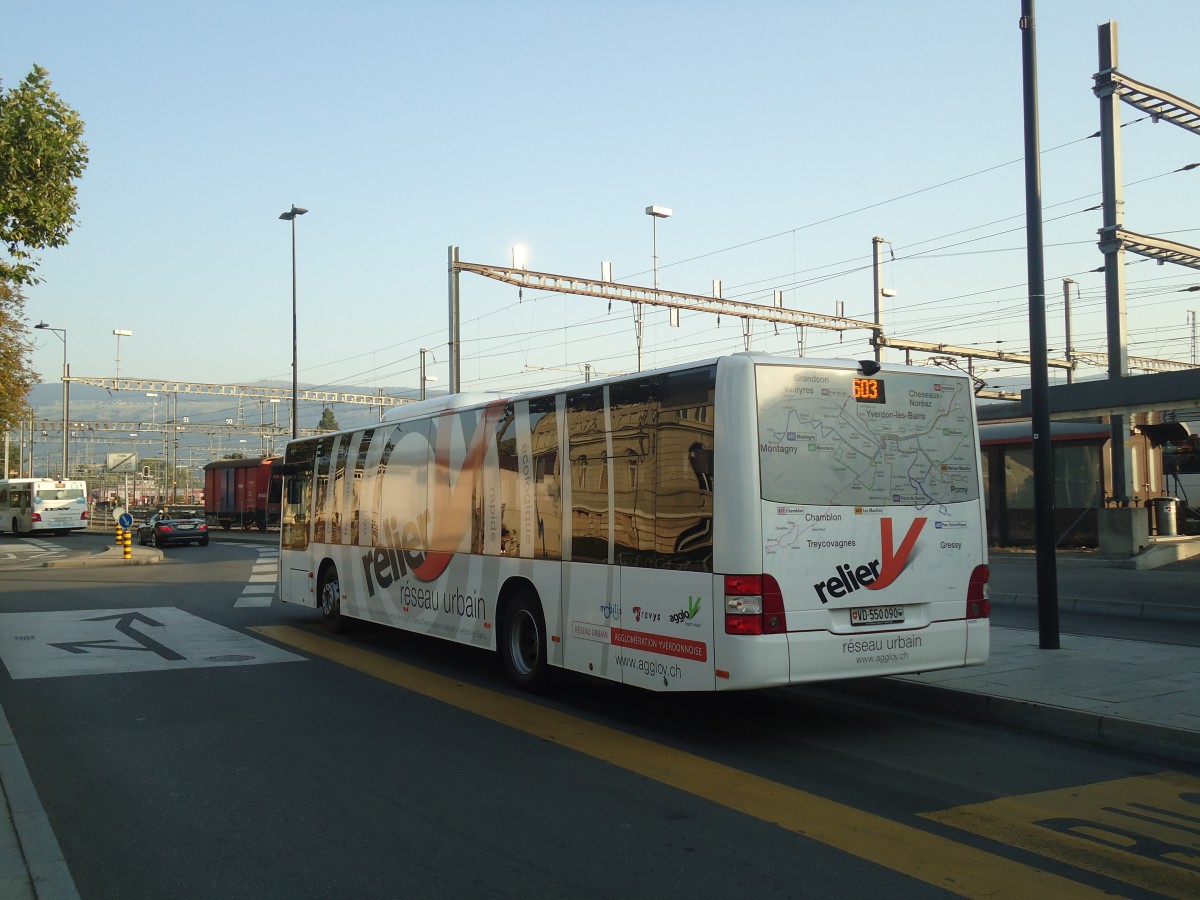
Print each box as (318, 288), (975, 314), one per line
(115, 525), (124, 546)
(123, 530), (132, 560)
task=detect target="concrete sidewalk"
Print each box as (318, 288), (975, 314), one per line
(847, 625), (1200, 765)
(988, 545), (1200, 624)
(840, 547), (1200, 764)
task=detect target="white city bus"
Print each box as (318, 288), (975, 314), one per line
(278, 353), (989, 691)
(0, 478), (90, 535)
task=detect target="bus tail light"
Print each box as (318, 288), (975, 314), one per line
(724, 574), (787, 635)
(80, 510), (89, 521)
(30, 512), (41, 523)
(966, 564), (991, 619)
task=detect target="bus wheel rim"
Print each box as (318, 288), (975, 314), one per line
(509, 609), (539, 675)
(321, 579), (340, 616)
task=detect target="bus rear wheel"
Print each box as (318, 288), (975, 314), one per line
(318, 564), (348, 633)
(501, 591), (550, 692)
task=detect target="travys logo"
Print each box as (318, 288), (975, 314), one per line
(812, 517), (926, 604)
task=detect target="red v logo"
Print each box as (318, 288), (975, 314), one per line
(412, 400), (508, 582)
(866, 517), (926, 591)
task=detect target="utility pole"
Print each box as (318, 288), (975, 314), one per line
(872, 236), (894, 363)
(1189, 309), (1197, 365)
(1096, 21), (1130, 506)
(1021, 0), (1060, 650)
(447, 246), (461, 394)
(1062, 278), (1076, 384)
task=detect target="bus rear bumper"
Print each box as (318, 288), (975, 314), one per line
(715, 620), (988, 690)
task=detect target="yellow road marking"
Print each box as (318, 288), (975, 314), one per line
(255, 625), (1111, 899)
(925, 773), (1200, 899)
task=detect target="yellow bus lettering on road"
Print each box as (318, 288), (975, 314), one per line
(926, 772), (1200, 898)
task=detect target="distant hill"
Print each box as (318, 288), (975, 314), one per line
(20, 380), (436, 464)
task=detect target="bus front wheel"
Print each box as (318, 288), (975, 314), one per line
(318, 564), (348, 633)
(501, 591), (550, 692)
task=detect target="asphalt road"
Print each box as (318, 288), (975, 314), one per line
(0, 532), (1195, 898)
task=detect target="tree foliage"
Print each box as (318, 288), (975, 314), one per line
(0, 65), (89, 286)
(318, 406), (340, 432)
(0, 281), (35, 431)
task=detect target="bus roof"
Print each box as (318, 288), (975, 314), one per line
(287, 352), (971, 441)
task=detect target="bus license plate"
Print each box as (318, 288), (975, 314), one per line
(850, 605), (904, 627)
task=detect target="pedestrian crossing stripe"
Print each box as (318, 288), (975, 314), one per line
(235, 548), (278, 608)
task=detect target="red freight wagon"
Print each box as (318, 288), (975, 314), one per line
(203, 456), (283, 531)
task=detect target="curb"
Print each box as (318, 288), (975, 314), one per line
(42, 545), (161, 568)
(835, 677), (1200, 766)
(0, 704), (79, 900)
(990, 591), (1200, 625)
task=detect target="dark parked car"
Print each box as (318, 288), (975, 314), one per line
(137, 511), (209, 548)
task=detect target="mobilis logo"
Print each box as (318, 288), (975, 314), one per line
(812, 518), (926, 604)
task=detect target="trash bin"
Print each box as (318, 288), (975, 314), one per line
(1151, 497), (1180, 537)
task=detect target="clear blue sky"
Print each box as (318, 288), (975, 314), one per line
(11, 0), (1200, 405)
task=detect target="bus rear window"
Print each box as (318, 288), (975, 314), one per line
(39, 489), (84, 501)
(755, 365), (980, 507)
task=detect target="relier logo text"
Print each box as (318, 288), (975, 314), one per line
(812, 517), (926, 604)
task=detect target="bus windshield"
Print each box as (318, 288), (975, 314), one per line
(755, 364), (980, 507)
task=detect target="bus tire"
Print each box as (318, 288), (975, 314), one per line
(500, 591), (550, 692)
(318, 563), (348, 633)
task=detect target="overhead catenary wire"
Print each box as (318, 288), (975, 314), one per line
(238, 116), (1194, 399)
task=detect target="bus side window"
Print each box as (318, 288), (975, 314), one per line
(689, 443), (714, 493)
(567, 387), (608, 564)
(286, 477), (305, 505)
(657, 366), (716, 572)
(528, 400), (561, 560)
(282, 473), (312, 552)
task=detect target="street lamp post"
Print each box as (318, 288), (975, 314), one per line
(279, 204), (309, 438)
(113, 329), (132, 378)
(34, 322), (69, 478)
(644, 205), (672, 372)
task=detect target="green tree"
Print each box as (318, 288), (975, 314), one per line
(0, 65), (89, 286)
(0, 281), (35, 438)
(318, 406), (340, 432)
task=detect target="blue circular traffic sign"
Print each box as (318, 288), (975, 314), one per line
(118, 513), (134, 529)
